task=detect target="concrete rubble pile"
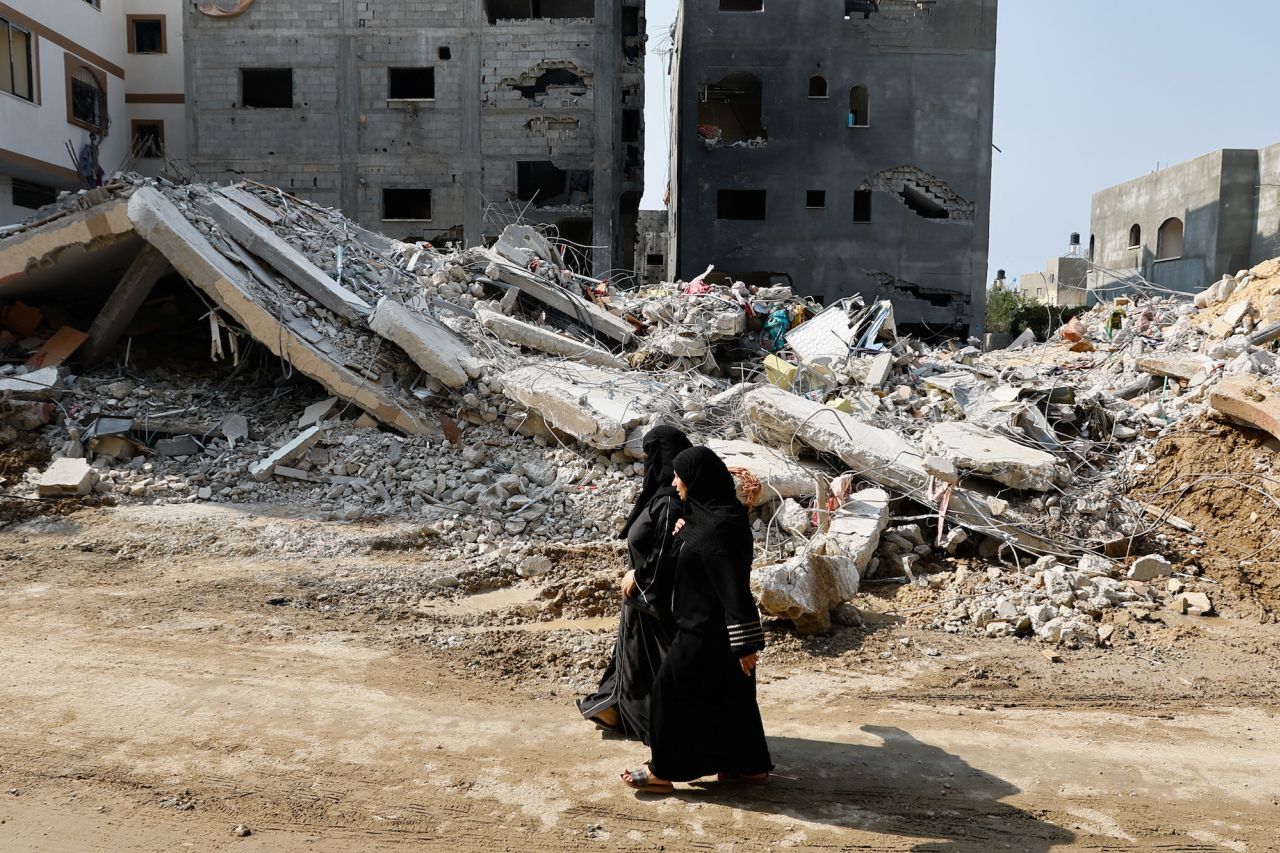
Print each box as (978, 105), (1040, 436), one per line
(1, 173), (1276, 649)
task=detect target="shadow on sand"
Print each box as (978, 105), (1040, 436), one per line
(663, 725), (1075, 852)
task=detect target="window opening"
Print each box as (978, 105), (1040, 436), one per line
(720, 0), (764, 10)
(131, 120), (164, 158)
(1127, 224), (1141, 249)
(806, 190), (826, 209)
(12, 179), (57, 210)
(0, 18), (34, 101)
(848, 85), (869, 127)
(517, 161), (592, 207)
(484, 0), (594, 23)
(241, 68), (293, 108)
(697, 73), (766, 145)
(71, 67), (106, 130)
(853, 189), (872, 223)
(438, 46), (451, 61)
(1089, 234), (1096, 261)
(808, 75), (827, 98)
(1156, 217), (1184, 260)
(646, 253), (665, 266)
(844, 0), (880, 19)
(717, 190), (767, 221)
(622, 109), (641, 143)
(388, 67), (435, 100)
(383, 188), (432, 221)
(129, 17), (164, 54)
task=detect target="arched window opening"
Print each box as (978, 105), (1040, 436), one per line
(848, 85), (869, 127)
(808, 75), (827, 98)
(1157, 217), (1184, 260)
(1127, 224), (1141, 249)
(71, 66), (107, 131)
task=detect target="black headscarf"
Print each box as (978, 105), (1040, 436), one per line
(672, 446), (753, 562)
(619, 425), (693, 538)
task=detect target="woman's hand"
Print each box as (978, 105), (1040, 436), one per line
(739, 651), (758, 677)
(621, 570), (638, 598)
(672, 518), (686, 536)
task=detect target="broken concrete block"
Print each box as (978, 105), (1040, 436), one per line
(221, 414), (250, 448)
(1211, 299), (1253, 338)
(0, 367), (62, 401)
(921, 421), (1070, 492)
(483, 252), (632, 345)
(1127, 554), (1173, 581)
(368, 298), (477, 390)
(299, 397), (339, 429)
(865, 351), (893, 388)
(248, 426), (324, 482)
(38, 458), (97, 497)
(517, 555), (553, 578)
(1171, 591), (1214, 617)
(498, 363), (659, 450)
(752, 488), (889, 634)
(1136, 353), (1217, 383)
(923, 455), (959, 484)
(706, 438), (825, 501)
(1209, 376), (1280, 441)
(476, 307), (627, 369)
(155, 435), (201, 457)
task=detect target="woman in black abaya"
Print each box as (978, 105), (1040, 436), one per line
(621, 446), (773, 793)
(577, 425), (691, 741)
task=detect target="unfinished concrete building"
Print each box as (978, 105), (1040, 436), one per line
(666, 0), (997, 335)
(184, 0), (645, 276)
(633, 209), (668, 284)
(1090, 144), (1280, 297)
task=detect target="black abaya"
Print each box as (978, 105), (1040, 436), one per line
(647, 446), (773, 782)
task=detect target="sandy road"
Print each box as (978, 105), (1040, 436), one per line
(0, 507), (1278, 851)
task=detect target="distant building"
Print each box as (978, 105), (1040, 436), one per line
(184, 0), (645, 276)
(633, 209), (668, 284)
(0, 0), (186, 225)
(1017, 256), (1088, 308)
(665, 0), (998, 336)
(1090, 144), (1280, 296)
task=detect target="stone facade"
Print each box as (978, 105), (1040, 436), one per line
(666, 0), (997, 336)
(185, 0), (644, 276)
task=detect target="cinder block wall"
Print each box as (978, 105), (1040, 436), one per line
(186, 0), (643, 274)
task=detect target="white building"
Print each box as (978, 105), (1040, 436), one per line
(0, 0), (184, 225)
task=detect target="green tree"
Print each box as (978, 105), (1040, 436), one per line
(985, 282), (1033, 334)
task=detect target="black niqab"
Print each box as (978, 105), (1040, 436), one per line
(619, 426), (693, 538)
(672, 446), (752, 561)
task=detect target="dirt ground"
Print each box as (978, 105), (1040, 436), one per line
(1, 504), (1278, 852)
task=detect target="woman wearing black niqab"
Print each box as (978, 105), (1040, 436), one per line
(577, 425), (691, 741)
(621, 445), (773, 793)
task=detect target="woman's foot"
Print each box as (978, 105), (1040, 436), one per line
(589, 707), (620, 730)
(716, 771), (770, 785)
(621, 765), (674, 794)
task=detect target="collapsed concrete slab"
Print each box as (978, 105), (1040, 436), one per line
(706, 438), (825, 501)
(200, 195), (371, 320)
(920, 421), (1070, 492)
(126, 189), (431, 434)
(248, 425), (324, 481)
(741, 385), (1063, 554)
(0, 367), (62, 401)
(368, 298), (479, 389)
(1210, 376), (1280, 441)
(752, 488), (889, 633)
(476, 306), (627, 369)
(483, 253), (633, 345)
(498, 363), (660, 450)
(0, 199), (134, 292)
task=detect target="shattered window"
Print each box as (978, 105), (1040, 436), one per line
(383, 188), (433, 221)
(698, 73), (766, 145)
(132, 121), (164, 158)
(849, 85), (869, 127)
(717, 190), (767, 221)
(853, 189), (872, 223)
(720, 0), (764, 10)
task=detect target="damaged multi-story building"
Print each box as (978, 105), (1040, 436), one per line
(666, 0), (998, 335)
(184, 0), (645, 276)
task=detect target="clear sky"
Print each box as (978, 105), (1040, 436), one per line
(640, 0), (1280, 286)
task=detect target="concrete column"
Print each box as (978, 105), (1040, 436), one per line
(84, 244), (172, 362)
(592, 0), (619, 277)
(338, 0), (359, 218)
(463, 5), (484, 248)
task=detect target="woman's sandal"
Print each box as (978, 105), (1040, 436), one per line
(716, 771), (770, 785)
(621, 765), (674, 794)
